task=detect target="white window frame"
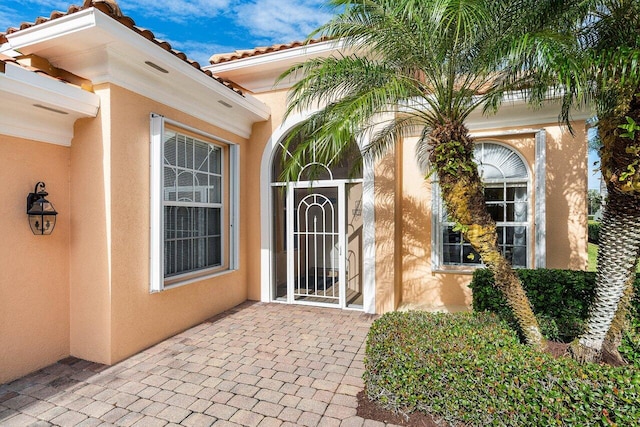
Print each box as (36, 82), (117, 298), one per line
(432, 141), (531, 272)
(150, 113), (239, 292)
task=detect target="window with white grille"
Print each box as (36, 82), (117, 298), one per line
(150, 114), (239, 291)
(163, 130), (223, 277)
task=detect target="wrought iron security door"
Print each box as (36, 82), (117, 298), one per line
(286, 183), (346, 307)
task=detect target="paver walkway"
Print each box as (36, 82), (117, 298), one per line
(0, 302), (398, 427)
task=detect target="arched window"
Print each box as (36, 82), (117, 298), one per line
(435, 142), (530, 269)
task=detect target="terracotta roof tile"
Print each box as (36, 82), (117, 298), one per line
(209, 37), (331, 64)
(0, 54), (17, 73)
(0, 0), (243, 96)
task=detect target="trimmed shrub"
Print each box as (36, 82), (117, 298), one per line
(588, 221), (600, 244)
(364, 311), (640, 426)
(469, 269), (640, 342)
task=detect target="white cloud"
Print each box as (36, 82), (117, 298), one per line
(0, 9), (16, 31)
(120, 0), (232, 22)
(0, 1), (68, 30)
(16, 1), (71, 13)
(233, 0), (333, 45)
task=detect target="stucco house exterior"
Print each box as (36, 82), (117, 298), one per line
(0, 1), (589, 384)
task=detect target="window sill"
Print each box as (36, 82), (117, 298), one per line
(153, 268), (237, 293)
(431, 267), (477, 275)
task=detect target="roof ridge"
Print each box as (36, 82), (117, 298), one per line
(0, 0), (244, 96)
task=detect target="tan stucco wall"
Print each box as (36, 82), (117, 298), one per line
(0, 136), (70, 384)
(246, 87), (588, 314)
(245, 90), (288, 301)
(70, 84), (249, 365)
(545, 125), (589, 270)
(373, 150), (401, 313)
(70, 88), (112, 364)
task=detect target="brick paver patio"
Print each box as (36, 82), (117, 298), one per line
(0, 302), (398, 426)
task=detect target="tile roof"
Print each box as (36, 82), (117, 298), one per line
(209, 37), (331, 64)
(0, 0), (243, 96)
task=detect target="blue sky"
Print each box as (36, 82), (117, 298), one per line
(587, 150), (601, 190)
(0, 0), (334, 65)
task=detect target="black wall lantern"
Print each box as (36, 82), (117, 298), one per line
(26, 182), (58, 235)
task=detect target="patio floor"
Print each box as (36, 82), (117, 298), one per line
(0, 302), (398, 426)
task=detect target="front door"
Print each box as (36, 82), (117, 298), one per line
(287, 183), (346, 307)
(271, 180), (363, 309)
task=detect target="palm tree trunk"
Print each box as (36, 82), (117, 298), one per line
(430, 120), (545, 350)
(571, 102), (640, 363)
(572, 187), (640, 362)
(601, 272), (636, 365)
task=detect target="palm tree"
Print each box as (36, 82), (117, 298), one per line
(278, 0), (570, 349)
(570, 0), (640, 363)
(528, 0), (640, 362)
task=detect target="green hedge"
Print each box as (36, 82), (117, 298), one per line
(588, 221), (600, 244)
(365, 311), (640, 426)
(469, 269), (640, 342)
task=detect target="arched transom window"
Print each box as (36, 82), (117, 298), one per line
(435, 142), (530, 269)
(271, 133), (362, 183)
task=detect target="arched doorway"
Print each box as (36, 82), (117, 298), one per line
(270, 133), (364, 309)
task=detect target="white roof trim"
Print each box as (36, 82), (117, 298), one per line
(208, 39), (345, 73)
(1, 61), (99, 115)
(0, 61), (100, 146)
(205, 40), (349, 94)
(3, 7), (270, 138)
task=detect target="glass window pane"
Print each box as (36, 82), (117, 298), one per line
(209, 146), (221, 174)
(487, 203), (504, 222)
(462, 245), (481, 264)
(443, 244), (461, 264)
(209, 176), (221, 203)
(164, 132), (177, 166)
(195, 143), (208, 172)
(511, 245), (527, 267)
(207, 208), (221, 235)
(208, 236), (222, 265)
(195, 173), (208, 202)
(514, 202), (527, 221)
(497, 226), (504, 245)
(504, 226), (514, 245)
(484, 187), (503, 201)
(165, 206), (175, 240)
(177, 171), (194, 202)
(513, 226), (527, 246)
(163, 167), (177, 202)
(506, 186), (527, 201)
(165, 239), (175, 276)
(194, 237), (207, 269)
(185, 137), (194, 169)
(442, 227), (461, 244)
(177, 134), (187, 168)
